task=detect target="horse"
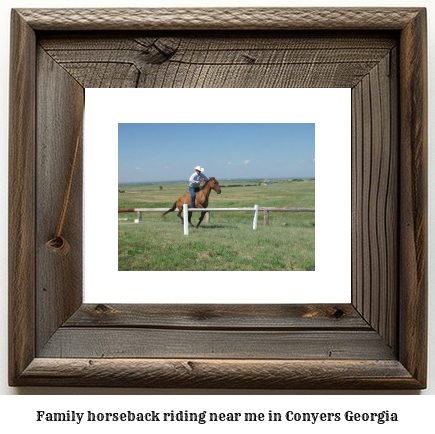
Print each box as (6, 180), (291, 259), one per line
(161, 177), (221, 228)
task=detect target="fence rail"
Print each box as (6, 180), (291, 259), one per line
(118, 206), (315, 227)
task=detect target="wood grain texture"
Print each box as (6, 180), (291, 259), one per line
(39, 33), (396, 88)
(16, 8), (422, 31)
(351, 51), (398, 351)
(8, 7), (427, 389)
(17, 358), (420, 389)
(8, 10), (36, 386)
(65, 304), (368, 329)
(35, 48), (84, 353)
(39, 329), (395, 360)
(398, 8), (428, 386)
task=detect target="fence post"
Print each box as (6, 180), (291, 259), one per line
(264, 210), (269, 226)
(206, 212), (210, 223)
(183, 204), (189, 235)
(253, 204), (259, 230)
(134, 211), (142, 223)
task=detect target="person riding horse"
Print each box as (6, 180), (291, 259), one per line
(189, 166), (209, 209)
(162, 172), (221, 228)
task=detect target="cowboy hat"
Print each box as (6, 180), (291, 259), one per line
(193, 166), (204, 172)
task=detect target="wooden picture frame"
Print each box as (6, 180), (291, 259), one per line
(9, 8), (427, 389)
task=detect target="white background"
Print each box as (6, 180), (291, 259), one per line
(0, 0), (433, 416)
(85, 88), (351, 304)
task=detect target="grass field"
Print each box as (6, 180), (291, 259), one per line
(118, 179), (315, 271)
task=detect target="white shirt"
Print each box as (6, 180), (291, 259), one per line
(189, 172), (209, 187)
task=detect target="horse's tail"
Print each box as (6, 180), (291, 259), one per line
(161, 201), (177, 217)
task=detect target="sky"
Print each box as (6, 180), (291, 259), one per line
(118, 123), (315, 184)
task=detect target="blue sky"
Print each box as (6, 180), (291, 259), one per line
(118, 123), (315, 183)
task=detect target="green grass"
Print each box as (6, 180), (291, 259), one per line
(118, 179), (315, 271)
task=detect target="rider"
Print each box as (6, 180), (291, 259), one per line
(189, 166), (209, 209)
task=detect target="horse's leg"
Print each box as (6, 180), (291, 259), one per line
(188, 211), (195, 227)
(178, 210), (183, 224)
(196, 211), (206, 228)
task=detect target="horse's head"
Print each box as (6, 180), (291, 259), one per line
(209, 177), (221, 194)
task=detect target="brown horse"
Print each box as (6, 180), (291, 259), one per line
(162, 177), (221, 228)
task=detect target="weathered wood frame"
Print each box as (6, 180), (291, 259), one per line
(9, 8), (427, 388)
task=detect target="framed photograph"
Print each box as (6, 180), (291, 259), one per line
(9, 8), (427, 388)
(86, 88), (348, 304)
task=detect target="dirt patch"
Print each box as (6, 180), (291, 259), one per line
(197, 251), (211, 260)
(236, 250), (252, 260)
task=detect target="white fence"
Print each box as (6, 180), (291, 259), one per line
(182, 204), (259, 235)
(118, 206), (315, 234)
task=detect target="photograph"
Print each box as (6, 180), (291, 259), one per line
(118, 123), (315, 271)
(84, 87), (349, 305)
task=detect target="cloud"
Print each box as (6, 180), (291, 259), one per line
(242, 160), (250, 166)
(227, 162), (232, 165)
(135, 167), (141, 170)
(312, 159), (315, 163)
(164, 166), (170, 170)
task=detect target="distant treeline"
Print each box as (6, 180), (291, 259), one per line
(220, 180), (312, 187)
(119, 178), (314, 186)
(221, 179), (313, 187)
(221, 184), (259, 188)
